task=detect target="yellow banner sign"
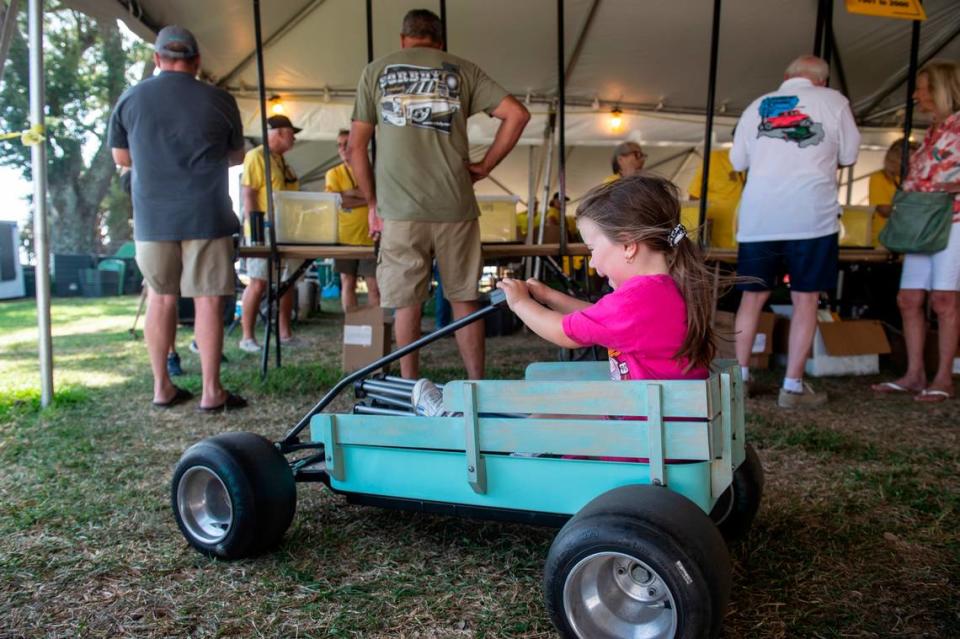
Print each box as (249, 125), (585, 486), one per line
(845, 0), (927, 20)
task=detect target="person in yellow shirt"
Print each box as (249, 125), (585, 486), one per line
(516, 193), (576, 242)
(326, 129), (379, 311)
(239, 115), (306, 352)
(688, 147), (745, 248)
(603, 141), (647, 184)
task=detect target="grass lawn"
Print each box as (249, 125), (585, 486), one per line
(1, 295), (958, 638)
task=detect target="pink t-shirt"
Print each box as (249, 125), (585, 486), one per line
(561, 274), (708, 381)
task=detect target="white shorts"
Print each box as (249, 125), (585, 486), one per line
(899, 221), (960, 291)
(245, 257), (310, 282)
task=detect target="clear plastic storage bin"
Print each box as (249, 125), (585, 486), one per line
(477, 195), (520, 243)
(273, 191), (340, 244)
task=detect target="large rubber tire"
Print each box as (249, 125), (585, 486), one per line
(709, 443), (764, 542)
(544, 485), (731, 639)
(171, 432), (296, 559)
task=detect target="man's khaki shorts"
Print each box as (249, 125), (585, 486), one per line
(136, 237), (235, 297)
(246, 257), (310, 282)
(377, 218), (482, 308)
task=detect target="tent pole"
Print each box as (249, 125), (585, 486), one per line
(28, 0), (52, 407)
(439, 0), (446, 50)
(900, 17), (922, 183)
(525, 145), (536, 277)
(813, 0), (826, 57)
(366, 0), (375, 163)
(557, 0), (566, 261)
(697, 0), (721, 247)
(252, 0), (280, 376)
(822, 0), (833, 72)
(845, 165), (854, 205)
(534, 116), (556, 281)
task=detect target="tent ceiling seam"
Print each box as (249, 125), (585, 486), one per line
(216, 0), (329, 88)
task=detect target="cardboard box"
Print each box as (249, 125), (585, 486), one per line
(477, 195), (520, 243)
(274, 191), (339, 244)
(770, 306), (891, 376)
(713, 310), (774, 368)
(342, 306), (392, 373)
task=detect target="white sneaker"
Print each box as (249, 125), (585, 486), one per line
(238, 338), (261, 353)
(412, 379), (446, 416)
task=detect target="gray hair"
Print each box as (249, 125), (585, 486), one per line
(785, 55), (829, 83)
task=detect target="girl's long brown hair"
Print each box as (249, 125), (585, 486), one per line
(576, 174), (719, 371)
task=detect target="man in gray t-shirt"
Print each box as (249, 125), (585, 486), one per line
(109, 25), (247, 412)
(349, 9), (529, 380)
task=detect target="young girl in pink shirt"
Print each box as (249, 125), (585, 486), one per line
(497, 174), (714, 382)
(412, 174), (717, 415)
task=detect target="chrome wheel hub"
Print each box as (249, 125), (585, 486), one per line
(563, 551), (677, 638)
(177, 466), (233, 544)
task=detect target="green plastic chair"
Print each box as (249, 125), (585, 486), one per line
(97, 258), (126, 295)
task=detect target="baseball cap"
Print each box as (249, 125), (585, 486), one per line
(155, 25), (199, 59)
(267, 115), (303, 134)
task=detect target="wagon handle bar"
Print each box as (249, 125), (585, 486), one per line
(278, 288), (508, 451)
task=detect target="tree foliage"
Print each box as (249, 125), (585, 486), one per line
(0, 2), (152, 256)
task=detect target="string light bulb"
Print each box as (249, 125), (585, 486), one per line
(609, 107), (623, 132)
(269, 95), (285, 115)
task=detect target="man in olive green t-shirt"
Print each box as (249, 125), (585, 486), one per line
(349, 8), (529, 380)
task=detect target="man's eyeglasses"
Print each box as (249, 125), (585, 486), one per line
(621, 150), (646, 159)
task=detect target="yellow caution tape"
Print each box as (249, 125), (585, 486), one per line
(0, 123), (47, 146)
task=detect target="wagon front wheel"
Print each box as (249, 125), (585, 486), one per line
(544, 485), (731, 639)
(171, 432), (296, 559)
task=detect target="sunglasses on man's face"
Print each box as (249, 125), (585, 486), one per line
(621, 150), (646, 159)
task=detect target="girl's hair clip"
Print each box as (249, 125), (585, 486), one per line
(668, 223), (688, 247)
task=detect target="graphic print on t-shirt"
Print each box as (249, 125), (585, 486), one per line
(378, 63), (462, 133)
(608, 349), (630, 380)
(757, 95), (824, 148)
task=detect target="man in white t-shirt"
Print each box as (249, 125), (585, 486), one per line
(730, 54), (860, 409)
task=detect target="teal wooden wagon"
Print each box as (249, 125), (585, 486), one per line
(171, 294), (763, 639)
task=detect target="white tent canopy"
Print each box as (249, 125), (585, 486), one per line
(61, 0), (960, 202)
(64, 0), (960, 145)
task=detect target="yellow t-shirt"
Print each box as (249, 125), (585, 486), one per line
(868, 171), (896, 207)
(867, 171), (897, 247)
(602, 173), (620, 185)
(687, 150), (744, 206)
(241, 145), (299, 212)
(686, 150), (743, 249)
(325, 163), (372, 246)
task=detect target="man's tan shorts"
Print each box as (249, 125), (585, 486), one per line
(246, 257), (310, 282)
(377, 218), (482, 308)
(136, 237), (236, 297)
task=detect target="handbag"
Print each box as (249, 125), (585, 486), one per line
(878, 190), (955, 254)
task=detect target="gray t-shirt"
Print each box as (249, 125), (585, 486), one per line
(353, 47), (508, 222)
(108, 71), (243, 241)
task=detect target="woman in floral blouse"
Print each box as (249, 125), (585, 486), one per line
(873, 60), (960, 402)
